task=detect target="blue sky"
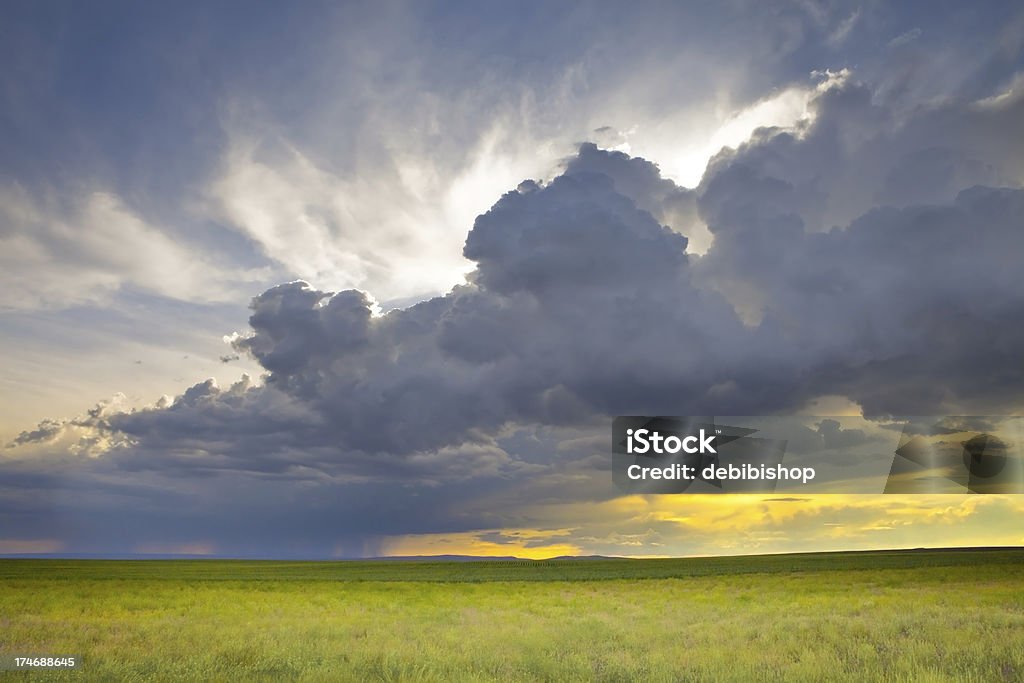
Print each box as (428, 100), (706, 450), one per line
(2, 0), (1024, 558)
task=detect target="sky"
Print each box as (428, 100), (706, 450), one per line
(2, 0), (1024, 558)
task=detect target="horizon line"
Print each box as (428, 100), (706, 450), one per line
(1, 544), (1021, 562)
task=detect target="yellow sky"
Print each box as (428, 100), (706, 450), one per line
(381, 494), (1024, 559)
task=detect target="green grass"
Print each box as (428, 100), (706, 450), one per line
(1, 549), (1023, 682)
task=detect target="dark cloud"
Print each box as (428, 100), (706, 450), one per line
(693, 75), (1024, 415)
(565, 143), (698, 227)
(116, 74), (1023, 454)
(9, 418), (64, 447)
(816, 419), (868, 450)
(93, 74), (1023, 484)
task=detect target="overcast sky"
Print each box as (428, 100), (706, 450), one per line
(2, 0), (1024, 558)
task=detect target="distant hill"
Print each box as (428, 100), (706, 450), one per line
(365, 554), (627, 562)
(365, 555), (524, 562)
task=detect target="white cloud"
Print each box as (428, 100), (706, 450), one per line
(206, 123), (568, 304)
(0, 185), (269, 310)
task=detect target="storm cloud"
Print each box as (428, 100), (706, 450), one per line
(78, 72), (1022, 477)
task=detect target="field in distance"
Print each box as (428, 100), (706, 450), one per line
(1, 548), (1022, 681)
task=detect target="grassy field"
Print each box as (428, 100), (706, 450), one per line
(1, 548), (1023, 681)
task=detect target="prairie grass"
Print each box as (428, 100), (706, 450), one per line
(1, 549), (1022, 681)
